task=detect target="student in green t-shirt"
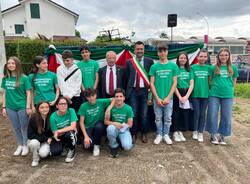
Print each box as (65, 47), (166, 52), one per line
(105, 88), (134, 158)
(149, 45), (179, 145)
(50, 97), (78, 163)
(1, 57), (32, 156)
(172, 52), (194, 142)
(77, 46), (99, 95)
(206, 48), (239, 145)
(29, 56), (60, 111)
(78, 88), (112, 156)
(190, 49), (211, 143)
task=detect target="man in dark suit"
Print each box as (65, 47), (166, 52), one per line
(125, 41), (154, 143)
(98, 51), (124, 98)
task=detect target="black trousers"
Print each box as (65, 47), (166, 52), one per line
(50, 131), (77, 156)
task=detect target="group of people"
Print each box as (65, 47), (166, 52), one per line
(1, 41), (238, 167)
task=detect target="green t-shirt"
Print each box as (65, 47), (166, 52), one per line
(50, 108), (78, 132)
(77, 59), (99, 89)
(149, 61), (179, 99)
(209, 65), (239, 98)
(78, 99), (111, 128)
(29, 71), (58, 104)
(177, 67), (193, 89)
(190, 64), (211, 98)
(110, 104), (134, 124)
(1, 75), (31, 110)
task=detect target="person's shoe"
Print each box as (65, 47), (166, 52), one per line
(13, 145), (23, 156)
(132, 135), (137, 144)
(154, 134), (163, 145)
(197, 133), (204, 142)
(93, 145), (100, 156)
(31, 160), (39, 167)
(173, 132), (181, 142)
(163, 134), (173, 145)
(210, 134), (219, 145)
(179, 132), (186, 142)
(21, 146), (29, 156)
(219, 135), (227, 145)
(65, 149), (76, 163)
(193, 131), (198, 140)
(110, 147), (119, 158)
(141, 134), (148, 143)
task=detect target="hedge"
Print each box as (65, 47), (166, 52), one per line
(5, 39), (87, 74)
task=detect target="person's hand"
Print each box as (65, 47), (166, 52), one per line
(26, 108), (32, 116)
(49, 100), (56, 106)
(65, 96), (72, 104)
(156, 98), (164, 107)
(47, 138), (52, 144)
(2, 108), (7, 118)
(114, 122), (123, 129)
(84, 136), (92, 149)
(163, 97), (170, 105)
(180, 96), (188, 104)
(54, 131), (60, 141)
(31, 105), (36, 113)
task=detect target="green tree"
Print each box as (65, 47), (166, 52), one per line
(159, 32), (168, 39)
(75, 29), (81, 38)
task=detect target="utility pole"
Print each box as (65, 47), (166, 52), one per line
(0, 2), (6, 86)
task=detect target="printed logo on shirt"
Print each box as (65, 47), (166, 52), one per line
(178, 71), (189, 80)
(194, 71), (208, 79)
(156, 70), (172, 78)
(112, 114), (127, 123)
(86, 106), (100, 117)
(5, 80), (16, 90)
(57, 119), (70, 129)
(34, 78), (52, 87)
(220, 69), (229, 78)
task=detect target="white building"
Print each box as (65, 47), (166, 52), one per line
(1, 0), (79, 39)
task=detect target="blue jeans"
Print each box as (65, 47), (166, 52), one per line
(128, 88), (148, 135)
(6, 108), (29, 145)
(206, 97), (233, 137)
(192, 98), (208, 133)
(153, 99), (173, 136)
(106, 125), (133, 151)
(85, 121), (105, 146)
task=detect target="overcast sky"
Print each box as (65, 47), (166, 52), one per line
(1, 0), (250, 41)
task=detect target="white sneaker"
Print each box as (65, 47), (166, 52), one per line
(197, 133), (204, 142)
(219, 135), (227, 145)
(31, 160), (39, 167)
(179, 132), (186, 142)
(173, 132), (181, 142)
(21, 146), (29, 156)
(93, 145), (100, 156)
(13, 145), (23, 156)
(65, 149), (75, 163)
(193, 131), (198, 140)
(163, 135), (173, 145)
(210, 134), (219, 145)
(154, 135), (163, 145)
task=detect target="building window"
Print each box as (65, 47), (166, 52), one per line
(230, 46), (244, 55)
(15, 24), (24, 34)
(30, 3), (40, 19)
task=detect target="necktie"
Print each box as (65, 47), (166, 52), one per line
(109, 67), (114, 96)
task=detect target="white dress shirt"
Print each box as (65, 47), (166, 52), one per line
(106, 65), (117, 95)
(133, 57), (145, 88)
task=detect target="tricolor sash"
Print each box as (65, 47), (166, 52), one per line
(130, 56), (150, 88)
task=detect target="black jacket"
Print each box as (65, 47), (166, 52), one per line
(125, 57), (154, 99)
(28, 115), (53, 143)
(98, 65), (125, 98)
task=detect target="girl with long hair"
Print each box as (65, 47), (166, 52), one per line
(172, 52), (194, 142)
(206, 48), (238, 145)
(29, 56), (60, 112)
(28, 101), (52, 166)
(1, 57), (32, 156)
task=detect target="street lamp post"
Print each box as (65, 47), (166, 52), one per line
(197, 12), (209, 48)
